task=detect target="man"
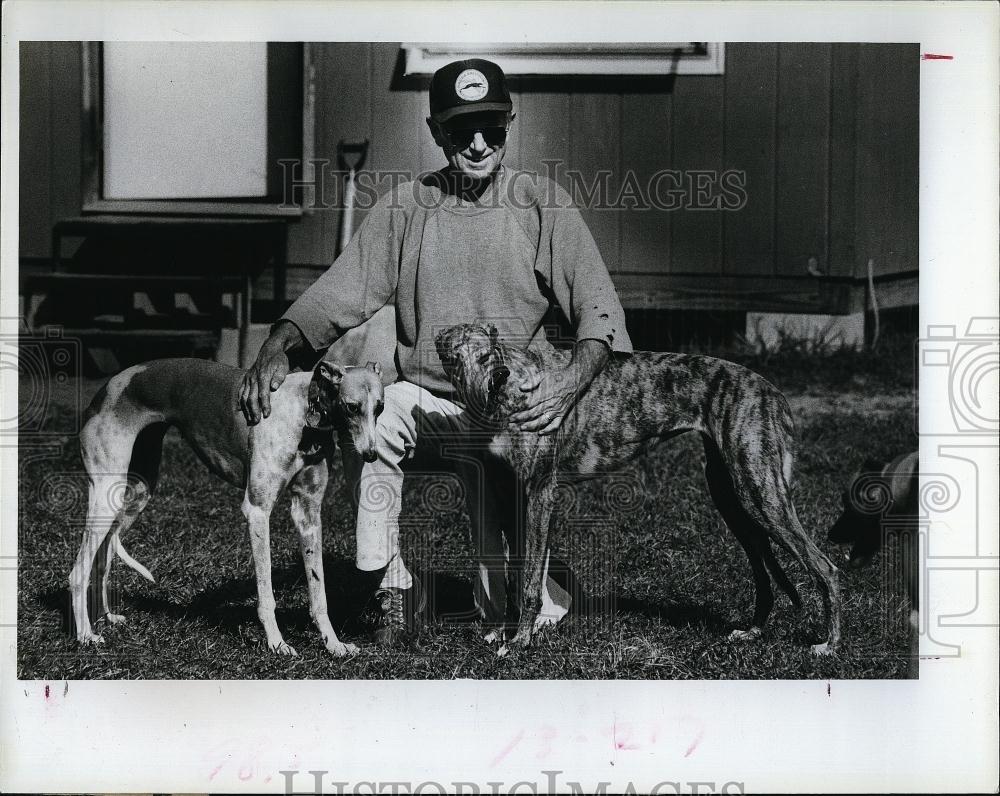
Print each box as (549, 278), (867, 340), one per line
(239, 58), (632, 645)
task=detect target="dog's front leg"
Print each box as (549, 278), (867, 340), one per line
(289, 462), (358, 657)
(242, 489), (296, 656)
(509, 471), (557, 648)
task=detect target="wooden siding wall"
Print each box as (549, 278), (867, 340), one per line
(20, 42), (918, 311)
(19, 42), (82, 260)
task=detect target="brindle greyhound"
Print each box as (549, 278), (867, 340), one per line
(436, 324), (841, 655)
(71, 358), (384, 657)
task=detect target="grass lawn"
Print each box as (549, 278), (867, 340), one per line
(16, 334), (918, 679)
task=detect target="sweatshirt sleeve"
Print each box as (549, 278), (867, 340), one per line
(537, 182), (633, 355)
(280, 192), (402, 350)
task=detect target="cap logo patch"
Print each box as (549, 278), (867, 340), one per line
(455, 68), (489, 102)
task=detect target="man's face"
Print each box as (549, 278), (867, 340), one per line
(428, 111), (514, 183)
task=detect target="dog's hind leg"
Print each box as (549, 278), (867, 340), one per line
(703, 439), (776, 640)
(289, 462), (357, 657)
(94, 423), (166, 626)
(69, 473), (124, 645)
(728, 443), (841, 655)
(780, 502), (840, 655)
(73, 403), (146, 644)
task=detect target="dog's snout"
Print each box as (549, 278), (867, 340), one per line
(363, 448), (378, 463)
(494, 364), (510, 381)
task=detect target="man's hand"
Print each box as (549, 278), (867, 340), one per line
(509, 339), (611, 435)
(509, 367), (578, 434)
(238, 321), (305, 425)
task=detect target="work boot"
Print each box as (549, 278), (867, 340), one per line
(373, 577), (426, 647)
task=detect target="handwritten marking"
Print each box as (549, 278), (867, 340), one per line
(44, 685), (50, 699)
(922, 53), (954, 60)
(684, 728), (704, 758)
(490, 729), (525, 767)
(612, 720), (641, 751)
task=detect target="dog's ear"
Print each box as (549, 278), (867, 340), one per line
(317, 360), (346, 386)
(307, 361), (344, 429)
(435, 327), (460, 370)
(366, 360), (382, 378)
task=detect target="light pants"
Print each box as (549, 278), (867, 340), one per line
(340, 380), (571, 628)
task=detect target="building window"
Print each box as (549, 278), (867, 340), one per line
(403, 42), (725, 76)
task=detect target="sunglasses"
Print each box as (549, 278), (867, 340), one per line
(443, 125), (509, 149)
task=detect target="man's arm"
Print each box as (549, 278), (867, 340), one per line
(238, 191), (403, 424)
(510, 181), (631, 434)
(238, 320), (308, 425)
(509, 338), (610, 434)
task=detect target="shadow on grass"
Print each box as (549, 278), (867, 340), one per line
(602, 595), (729, 631)
(38, 553), (732, 645)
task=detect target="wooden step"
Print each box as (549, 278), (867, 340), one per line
(21, 272), (243, 291)
(24, 327), (220, 344)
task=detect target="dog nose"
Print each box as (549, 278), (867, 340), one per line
(363, 449), (378, 463)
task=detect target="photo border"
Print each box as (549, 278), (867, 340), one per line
(2, 1), (997, 793)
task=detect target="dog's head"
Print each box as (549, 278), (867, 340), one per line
(308, 360), (384, 462)
(435, 324), (511, 417)
(826, 458), (893, 569)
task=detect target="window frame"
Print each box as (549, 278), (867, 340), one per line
(403, 42), (725, 77)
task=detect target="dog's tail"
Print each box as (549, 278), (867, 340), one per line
(114, 534), (155, 583)
(761, 543), (802, 608)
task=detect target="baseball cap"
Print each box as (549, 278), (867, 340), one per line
(429, 58), (512, 124)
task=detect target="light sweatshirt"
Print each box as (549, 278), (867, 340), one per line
(282, 167), (633, 396)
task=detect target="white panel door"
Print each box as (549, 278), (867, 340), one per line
(102, 42), (268, 199)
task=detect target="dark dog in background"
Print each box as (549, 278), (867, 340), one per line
(827, 452), (919, 632)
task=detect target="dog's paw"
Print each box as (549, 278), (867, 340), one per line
(327, 641), (359, 658)
(270, 640), (299, 657)
(483, 629), (506, 645)
(103, 613), (127, 626)
(77, 631), (105, 646)
(495, 644), (510, 658)
(810, 642), (836, 657)
(509, 628), (534, 649)
(728, 627), (762, 643)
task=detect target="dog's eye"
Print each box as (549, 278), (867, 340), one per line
(477, 352), (492, 365)
(346, 402), (362, 415)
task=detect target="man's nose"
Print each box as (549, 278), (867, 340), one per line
(469, 131), (489, 152)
